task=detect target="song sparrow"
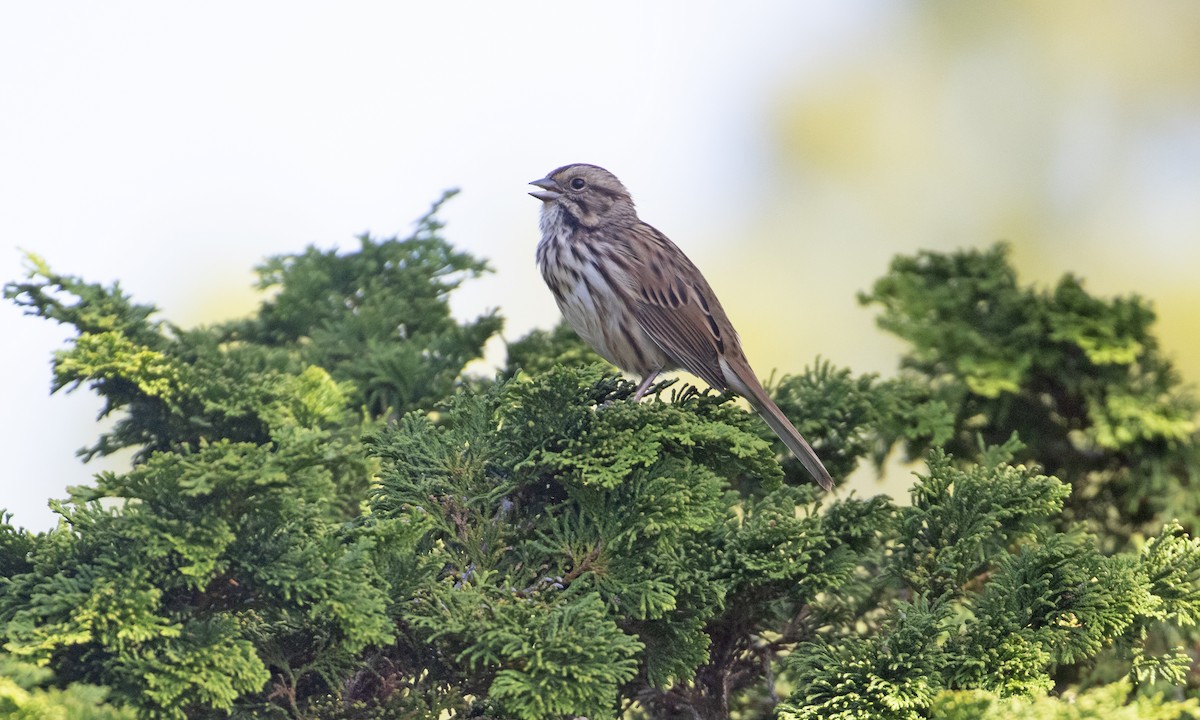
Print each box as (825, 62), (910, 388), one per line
(529, 163), (833, 491)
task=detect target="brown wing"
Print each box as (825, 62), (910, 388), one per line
(620, 223), (737, 391)
(619, 224), (835, 490)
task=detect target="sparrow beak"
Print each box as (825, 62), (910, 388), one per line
(529, 177), (563, 202)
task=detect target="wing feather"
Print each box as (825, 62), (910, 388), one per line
(621, 224), (735, 390)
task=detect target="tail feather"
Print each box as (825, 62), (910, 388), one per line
(723, 360), (834, 491)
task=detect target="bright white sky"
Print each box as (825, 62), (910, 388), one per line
(1, 3), (887, 531)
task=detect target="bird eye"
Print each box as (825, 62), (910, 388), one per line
(570, 177), (586, 190)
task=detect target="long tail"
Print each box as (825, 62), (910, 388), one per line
(723, 360), (834, 491)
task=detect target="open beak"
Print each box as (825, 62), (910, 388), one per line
(529, 177), (563, 202)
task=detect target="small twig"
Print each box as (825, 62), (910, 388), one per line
(514, 541), (602, 597)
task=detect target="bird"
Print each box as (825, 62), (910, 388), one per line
(529, 163), (833, 491)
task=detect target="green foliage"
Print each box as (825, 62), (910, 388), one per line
(0, 652), (134, 719)
(769, 360), (955, 481)
(0, 438), (395, 718)
(417, 589), (642, 720)
(895, 440), (1070, 597)
(501, 320), (603, 378)
(366, 366), (773, 715)
(233, 190), (500, 417)
(930, 679), (1199, 720)
(0, 512), (36, 579)
(1142, 523), (1200, 629)
(3, 192), (495, 469)
(860, 242), (1200, 546)
(782, 599), (946, 720)
(0, 196), (499, 718)
(4, 207), (1199, 720)
(779, 445), (1200, 719)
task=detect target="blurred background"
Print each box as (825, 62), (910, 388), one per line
(2, 2), (1198, 532)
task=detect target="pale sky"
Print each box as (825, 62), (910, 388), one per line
(1, 3), (887, 531)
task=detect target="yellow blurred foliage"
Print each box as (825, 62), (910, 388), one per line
(722, 1), (1200, 391)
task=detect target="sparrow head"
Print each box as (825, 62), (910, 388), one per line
(529, 163), (637, 228)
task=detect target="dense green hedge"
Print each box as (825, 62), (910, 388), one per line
(2, 196), (1197, 718)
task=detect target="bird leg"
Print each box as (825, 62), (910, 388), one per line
(632, 371), (661, 401)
